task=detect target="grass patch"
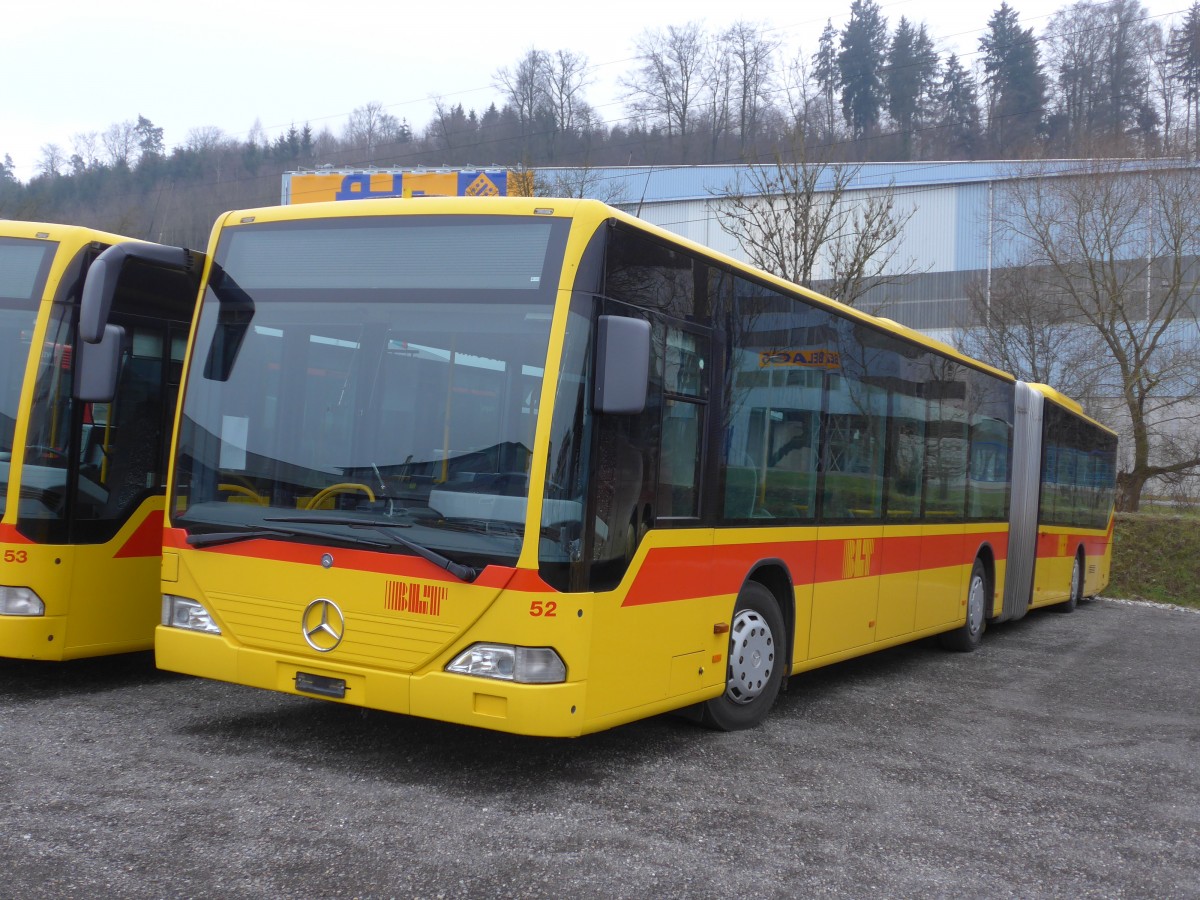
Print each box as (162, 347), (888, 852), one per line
(1109, 513), (1200, 609)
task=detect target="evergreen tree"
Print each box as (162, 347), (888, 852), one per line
(936, 54), (982, 158)
(274, 125), (301, 162)
(886, 18), (939, 159)
(813, 19), (841, 140)
(838, 0), (889, 142)
(1168, 2), (1200, 153)
(980, 3), (1047, 154)
(135, 115), (165, 159)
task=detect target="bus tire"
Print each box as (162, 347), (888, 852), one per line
(701, 581), (785, 731)
(939, 559), (988, 652)
(1054, 552), (1084, 614)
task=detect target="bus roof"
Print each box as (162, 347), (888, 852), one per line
(0, 220), (136, 247)
(1027, 383), (1117, 436)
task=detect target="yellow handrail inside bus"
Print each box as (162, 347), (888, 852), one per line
(303, 483), (375, 510)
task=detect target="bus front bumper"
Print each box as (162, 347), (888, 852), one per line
(0, 614), (67, 660)
(155, 626), (589, 737)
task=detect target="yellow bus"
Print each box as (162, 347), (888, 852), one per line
(1, 221), (201, 659)
(122, 197), (1115, 735)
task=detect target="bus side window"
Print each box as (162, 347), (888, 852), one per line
(657, 326), (708, 520)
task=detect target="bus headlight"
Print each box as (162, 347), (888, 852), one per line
(446, 644), (566, 684)
(161, 594), (221, 634)
(0, 586), (45, 616)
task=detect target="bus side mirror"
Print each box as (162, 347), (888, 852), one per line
(594, 315), (650, 415)
(79, 242), (196, 343)
(75, 324), (125, 403)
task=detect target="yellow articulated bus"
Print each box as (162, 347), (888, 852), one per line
(86, 197), (1115, 735)
(1, 221), (201, 659)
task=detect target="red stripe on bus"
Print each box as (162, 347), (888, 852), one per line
(502, 568), (558, 593)
(113, 510), (165, 558)
(623, 531), (1008, 607)
(1036, 531), (1112, 560)
(0, 524), (33, 544)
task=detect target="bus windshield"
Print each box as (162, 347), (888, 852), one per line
(173, 215), (568, 570)
(0, 238), (56, 503)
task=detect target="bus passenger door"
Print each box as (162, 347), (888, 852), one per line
(810, 525), (882, 658)
(915, 397), (969, 630)
(65, 270), (195, 655)
(809, 375), (886, 659)
(589, 316), (720, 718)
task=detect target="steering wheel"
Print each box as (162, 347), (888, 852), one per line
(27, 445), (67, 466)
(304, 482), (377, 510)
(217, 483), (268, 506)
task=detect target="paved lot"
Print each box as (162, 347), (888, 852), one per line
(2, 597), (1198, 899)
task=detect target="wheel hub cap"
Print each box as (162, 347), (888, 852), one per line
(726, 609), (775, 705)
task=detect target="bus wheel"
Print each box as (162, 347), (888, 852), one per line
(701, 582), (785, 731)
(940, 559), (988, 652)
(1054, 553), (1083, 614)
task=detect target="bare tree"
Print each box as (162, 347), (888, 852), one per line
(496, 49), (547, 124)
(622, 22), (709, 159)
(102, 120), (139, 168)
(344, 101), (402, 159)
(71, 132), (100, 170)
(704, 34), (735, 161)
(246, 118), (269, 150)
(542, 50), (594, 159)
(533, 166), (627, 203)
(37, 144), (65, 178)
(720, 22), (778, 155)
(992, 160), (1200, 509)
(958, 265), (1104, 401)
(185, 126), (226, 154)
(711, 138), (919, 308)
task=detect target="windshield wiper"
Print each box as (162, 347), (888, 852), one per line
(265, 515), (478, 582)
(186, 524), (392, 550)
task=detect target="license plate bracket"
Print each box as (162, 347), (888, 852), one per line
(294, 671), (347, 699)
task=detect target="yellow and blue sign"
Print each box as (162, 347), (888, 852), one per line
(759, 348), (842, 370)
(283, 169), (526, 204)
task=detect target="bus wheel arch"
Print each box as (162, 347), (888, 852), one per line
(973, 543), (998, 622)
(939, 556), (990, 652)
(1055, 547), (1086, 614)
(700, 564), (792, 731)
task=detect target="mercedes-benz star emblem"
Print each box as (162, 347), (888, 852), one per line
(301, 598), (345, 652)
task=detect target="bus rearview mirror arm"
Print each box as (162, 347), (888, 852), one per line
(594, 315), (650, 415)
(79, 242), (197, 344)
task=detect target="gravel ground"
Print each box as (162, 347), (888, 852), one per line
(2, 597), (1198, 899)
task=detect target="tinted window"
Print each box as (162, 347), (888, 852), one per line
(605, 226), (698, 321)
(720, 278), (827, 522)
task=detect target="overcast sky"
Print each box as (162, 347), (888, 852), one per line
(2, 0), (1189, 180)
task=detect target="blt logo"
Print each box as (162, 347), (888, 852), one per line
(842, 538), (876, 579)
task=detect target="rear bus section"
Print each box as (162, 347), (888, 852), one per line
(1000, 383), (1117, 623)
